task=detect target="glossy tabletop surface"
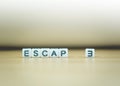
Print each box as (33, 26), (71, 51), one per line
(0, 49), (120, 86)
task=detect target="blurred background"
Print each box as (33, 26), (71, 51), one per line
(0, 0), (120, 48)
(0, 1), (120, 86)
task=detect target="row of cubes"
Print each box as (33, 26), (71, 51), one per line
(22, 48), (95, 58)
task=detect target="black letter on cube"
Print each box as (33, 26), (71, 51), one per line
(85, 48), (95, 57)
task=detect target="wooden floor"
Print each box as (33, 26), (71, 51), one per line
(0, 49), (120, 86)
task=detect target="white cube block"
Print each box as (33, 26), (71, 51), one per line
(31, 48), (41, 57)
(59, 48), (68, 57)
(85, 48), (95, 57)
(49, 48), (59, 57)
(41, 48), (50, 57)
(22, 48), (32, 57)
